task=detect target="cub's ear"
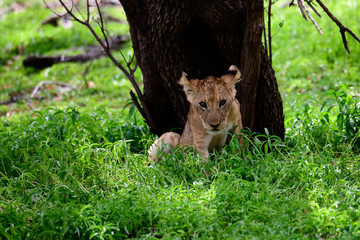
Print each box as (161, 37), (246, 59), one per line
(222, 65), (241, 87)
(179, 71), (196, 96)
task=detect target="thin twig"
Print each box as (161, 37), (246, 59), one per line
(86, 0), (90, 22)
(30, 81), (75, 98)
(95, 0), (110, 50)
(52, 0), (158, 132)
(73, 0), (86, 21)
(297, 0), (308, 21)
(130, 90), (146, 119)
(305, 0), (321, 18)
(263, 17), (268, 62)
(43, 0), (61, 17)
(131, 61), (138, 73)
(315, 0), (360, 54)
(268, 0), (272, 64)
(296, 0), (322, 34)
(303, 1), (322, 34)
(82, 62), (93, 88)
(129, 54), (137, 70)
(59, 0), (85, 24)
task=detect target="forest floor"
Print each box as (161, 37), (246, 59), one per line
(1, 0), (360, 239)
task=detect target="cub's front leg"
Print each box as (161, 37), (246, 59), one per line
(189, 133), (213, 160)
(148, 132), (180, 161)
(194, 146), (210, 159)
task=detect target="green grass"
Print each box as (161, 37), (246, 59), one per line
(1, 0), (360, 239)
(0, 0), (132, 114)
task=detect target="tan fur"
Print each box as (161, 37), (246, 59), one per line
(148, 65), (243, 161)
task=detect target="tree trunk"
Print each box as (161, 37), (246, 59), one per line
(120, 0), (284, 139)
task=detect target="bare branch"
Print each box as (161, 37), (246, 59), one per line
(130, 90), (146, 120)
(296, 0), (322, 35)
(315, 0), (360, 54)
(58, 0), (86, 24)
(268, 0), (272, 64)
(293, 0), (360, 52)
(73, 0), (86, 22)
(129, 54), (137, 71)
(82, 62), (93, 88)
(43, 0), (63, 17)
(51, 0), (158, 132)
(31, 81), (75, 99)
(305, 0), (321, 18)
(94, 0), (110, 51)
(297, 0), (307, 21)
(131, 61), (138, 74)
(263, 17), (268, 63)
(303, 1), (322, 34)
(86, 0), (90, 22)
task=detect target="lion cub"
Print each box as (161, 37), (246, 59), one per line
(148, 65), (243, 161)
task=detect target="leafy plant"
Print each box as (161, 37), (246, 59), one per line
(287, 85), (360, 154)
(327, 86), (360, 150)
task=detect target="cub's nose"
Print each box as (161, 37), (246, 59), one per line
(209, 123), (220, 129)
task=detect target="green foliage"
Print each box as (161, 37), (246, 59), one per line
(287, 86), (360, 154)
(2, 97), (360, 238)
(1, 0), (360, 239)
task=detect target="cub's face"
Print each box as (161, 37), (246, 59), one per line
(179, 65), (241, 133)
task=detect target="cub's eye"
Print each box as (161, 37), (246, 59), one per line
(219, 99), (227, 107)
(199, 102), (207, 109)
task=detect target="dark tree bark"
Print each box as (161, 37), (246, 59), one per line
(120, 0), (284, 139)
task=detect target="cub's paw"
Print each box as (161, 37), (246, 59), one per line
(148, 132), (180, 161)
